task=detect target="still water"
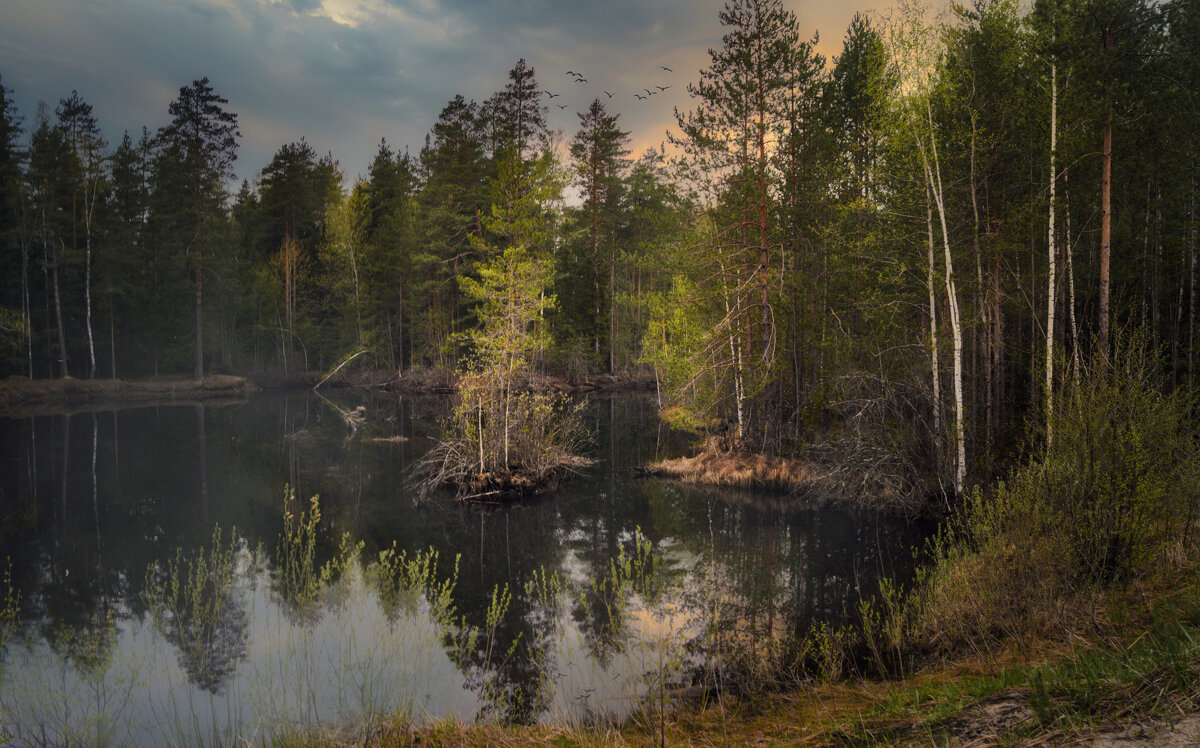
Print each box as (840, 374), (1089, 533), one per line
(0, 392), (925, 745)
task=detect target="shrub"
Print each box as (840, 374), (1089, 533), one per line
(415, 370), (589, 499)
(910, 331), (1200, 654)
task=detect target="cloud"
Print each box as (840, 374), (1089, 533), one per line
(0, 0), (890, 184)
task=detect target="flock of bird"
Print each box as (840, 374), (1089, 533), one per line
(541, 66), (675, 111)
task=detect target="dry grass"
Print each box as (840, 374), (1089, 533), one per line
(280, 717), (627, 747)
(649, 449), (821, 492)
(645, 436), (922, 513)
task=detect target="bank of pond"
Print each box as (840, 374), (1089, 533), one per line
(0, 392), (928, 746)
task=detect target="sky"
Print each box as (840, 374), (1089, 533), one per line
(0, 0), (889, 188)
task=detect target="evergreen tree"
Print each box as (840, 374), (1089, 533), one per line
(0, 76), (26, 375)
(482, 58), (547, 162)
(154, 77), (240, 381)
(27, 112), (74, 378)
(670, 0), (806, 445)
(101, 130), (150, 377)
(360, 140), (415, 370)
(414, 96), (489, 367)
(563, 99), (630, 371)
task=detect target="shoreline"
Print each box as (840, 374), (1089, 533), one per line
(0, 375), (256, 417)
(644, 445), (937, 517)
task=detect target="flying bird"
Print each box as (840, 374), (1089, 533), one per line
(656, 85), (671, 91)
(644, 88), (654, 95)
(603, 90), (613, 98)
(575, 77), (587, 83)
(557, 104), (568, 109)
(544, 90), (559, 97)
(661, 66), (673, 72)
(635, 94), (646, 100)
(566, 70), (580, 77)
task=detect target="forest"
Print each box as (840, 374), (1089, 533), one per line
(2, 0), (1199, 496)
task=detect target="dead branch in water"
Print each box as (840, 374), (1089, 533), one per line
(313, 349), (368, 391)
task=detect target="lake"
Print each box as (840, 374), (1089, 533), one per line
(0, 391), (926, 745)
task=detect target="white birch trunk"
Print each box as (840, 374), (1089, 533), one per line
(926, 181), (941, 441)
(718, 256), (745, 443)
(923, 100), (966, 495)
(85, 177), (97, 379)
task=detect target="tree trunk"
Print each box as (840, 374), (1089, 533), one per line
(1190, 171), (1196, 403)
(970, 116), (984, 449)
(52, 240), (70, 379)
(21, 204), (32, 378)
(1099, 22), (1114, 355)
(922, 99), (965, 495)
(194, 257), (204, 382)
(1065, 172), (1081, 379)
(1046, 58), (1057, 444)
(84, 179), (97, 378)
(926, 181), (941, 442)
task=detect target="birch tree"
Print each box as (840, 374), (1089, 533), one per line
(888, 0), (967, 494)
(57, 92), (106, 378)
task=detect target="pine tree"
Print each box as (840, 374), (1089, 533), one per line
(671, 0), (805, 445)
(360, 140), (415, 370)
(27, 113), (73, 378)
(415, 96), (489, 367)
(566, 99), (630, 371)
(155, 77), (240, 381)
(0, 76), (26, 375)
(460, 150), (563, 468)
(102, 130), (150, 377)
(482, 59), (547, 162)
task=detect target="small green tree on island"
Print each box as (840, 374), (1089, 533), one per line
(418, 151), (588, 499)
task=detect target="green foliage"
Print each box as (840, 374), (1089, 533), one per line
(909, 333), (1200, 655)
(144, 524), (250, 693)
(418, 148), (584, 494)
(0, 558), (18, 646)
(1039, 334), (1198, 584)
(368, 544), (459, 626)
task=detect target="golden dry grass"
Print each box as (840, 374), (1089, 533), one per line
(649, 450), (821, 491)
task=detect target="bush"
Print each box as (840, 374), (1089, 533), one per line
(415, 370), (589, 499)
(910, 331), (1200, 654)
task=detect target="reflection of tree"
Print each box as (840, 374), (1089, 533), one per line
(433, 508), (576, 725)
(47, 602), (118, 675)
(573, 563), (627, 668)
(642, 483), (925, 684)
(146, 527), (249, 694)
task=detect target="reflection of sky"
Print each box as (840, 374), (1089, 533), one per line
(0, 558), (477, 745)
(0, 545), (702, 743)
(1, 539), (732, 742)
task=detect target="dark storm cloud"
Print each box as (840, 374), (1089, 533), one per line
(0, 0), (886, 184)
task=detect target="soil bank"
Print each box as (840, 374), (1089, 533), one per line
(0, 375), (255, 417)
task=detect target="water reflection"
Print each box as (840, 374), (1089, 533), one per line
(0, 394), (927, 743)
(146, 528), (250, 694)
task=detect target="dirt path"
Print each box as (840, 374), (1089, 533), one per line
(937, 688), (1200, 747)
(1091, 713), (1200, 746)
